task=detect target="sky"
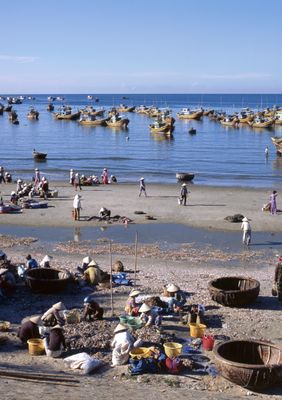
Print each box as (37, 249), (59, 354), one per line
(0, 0), (282, 94)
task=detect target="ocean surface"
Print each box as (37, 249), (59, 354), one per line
(1, 93), (282, 188)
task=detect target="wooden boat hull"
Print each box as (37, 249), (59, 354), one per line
(271, 137), (282, 154)
(33, 151), (47, 160)
(214, 340), (282, 390)
(54, 112), (80, 120)
(106, 119), (129, 128)
(220, 120), (238, 127)
(79, 119), (106, 126)
(25, 268), (70, 293)
(47, 104), (54, 111)
(177, 111), (203, 120)
(176, 172), (194, 181)
(27, 113), (39, 120)
(249, 119), (274, 128)
(208, 276), (260, 307)
(117, 106), (135, 113)
(149, 124), (174, 134)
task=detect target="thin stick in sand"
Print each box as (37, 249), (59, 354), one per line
(109, 241), (114, 316)
(134, 231), (138, 286)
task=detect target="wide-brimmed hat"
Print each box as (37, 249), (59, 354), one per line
(129, 290), (140, 297)
(140, 177), (144, 181)
(139, 303), (151, 313)
(0, 268), (8, 276)
(181, 183), (187, 187)
(114, 323), (127, 333)
(242, 217), (249, 222)
(17, 179), (22, 183)
(35, 168), (39, 171)
(75, 173), (79, 176)
(88, 260), (98, 267)
(53, 302), (66, 311)
(11, 191), (16, 195)
(82, 256), (92, 264)
(51, 324), (64, 330)
(29, 315), (42, 325)
(167, 283), (180, 293)
(42, 255), (51, 263)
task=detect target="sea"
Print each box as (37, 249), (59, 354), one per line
(1, 93), (282, 188)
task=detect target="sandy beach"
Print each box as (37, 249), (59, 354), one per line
(0, 182), (281, 400)
(0, 182), (281, 232)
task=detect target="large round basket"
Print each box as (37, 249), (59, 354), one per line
(25, 268), (70, 293)
(213, 340), (282, 390)
(176, 172), (194, 182)
(208, 276), (260, 307)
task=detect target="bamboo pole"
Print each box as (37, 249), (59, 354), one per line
(0, 375), (80, 387)
(134, 231), (138, 286)
(0, 369), (80, 385)
(109, 241), (114, 316)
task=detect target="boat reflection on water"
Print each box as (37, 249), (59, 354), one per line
(272, 156), (282, 171)
(150, 132), (174, 142)
(74, 227), (81, 242)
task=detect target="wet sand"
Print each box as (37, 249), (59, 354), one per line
(0, 182), (281, 232)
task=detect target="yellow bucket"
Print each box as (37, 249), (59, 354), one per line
(163, 342), (183, 358)
(129, 347), (150, 359)
(27, 338), (45, 356)
(189, 323), (206, 338)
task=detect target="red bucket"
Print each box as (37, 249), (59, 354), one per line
(202, 335), (215, 351)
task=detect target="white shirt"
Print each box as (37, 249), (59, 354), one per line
(73, 196), (81, 208)
(241, 221), (251, 231)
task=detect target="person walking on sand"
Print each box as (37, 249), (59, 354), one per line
(139, 177), (147, 197)
(241, 216), (251, 246)
(34, 168), (40, 187)
(69, 169), (75, 185)
(74, 173), (82, 191)
(270, 190), (278, 215)
(180, 183), (188, 206)
(73, 194), (82, 221)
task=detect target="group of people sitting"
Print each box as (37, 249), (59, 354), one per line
(17, 295), (104, 358)
(70, 168), (117, 188)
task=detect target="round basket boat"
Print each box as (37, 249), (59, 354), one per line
(208, 276), (260, 307)
(213, 340), (282, 390)
(176, 172), (195, 182)
(25, 268), (70, 293)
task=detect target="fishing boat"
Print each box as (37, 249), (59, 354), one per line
(0, 104), (4, 115)
(47, 103), (54, 111)
(27, 107), (39, 120)
(220, 116), (239, 127)
(8, 110), (19, 124)
(80, 106), (105, 117)
(248, 117), (274, 128)
(177, 108), (203, 120)
(188, 127), (196, 134)
(274, 110), (282, 125)
(54, 106), (80, 120)
(117, 104), (136, 113)
(149, 121), (174, 136)
(135, 105), (150, 114)
(271, 137), (282, 155)
(32, 150), (47, 160)
(3, 105), (12, 112)
(79, 114), (107, 126)
(176, 172), (194, 182)
(105, 115), (129, 128)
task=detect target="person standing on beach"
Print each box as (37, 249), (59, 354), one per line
(274, 257), (282, 301)
(102, 168), (109, 184)
(180, 183), (188, 206)
(74, 173), (82, 191)
(270, 190), (278, 214)
(69, 169), (75, 185)
(241, 217), (251, 246)
(73, 194), (82, 221)
(0, 166), (5, 184)
(139, 177), (147, 197)
(34, 168), (40, 187)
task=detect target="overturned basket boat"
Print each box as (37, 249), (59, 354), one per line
(208, 276), (260, 307)
(214, 340), (282, 390)
(176, 172), (195, 182)
(25, 268), (70, 293)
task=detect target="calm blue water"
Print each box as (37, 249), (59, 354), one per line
(1, 93), (282, 188)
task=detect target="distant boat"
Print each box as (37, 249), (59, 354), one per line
(47, 103), (54, 111)
(32, 150), (47, 160)
(87, 95), (93, 100)
(188, 127), (197, 135)
(176, 172), (195, 182)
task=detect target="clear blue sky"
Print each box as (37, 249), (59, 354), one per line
(1, 0), (281, 93)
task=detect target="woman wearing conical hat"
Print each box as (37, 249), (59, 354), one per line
(41, 302), (66, 327)
(139, 303), (162, 328)
(124, 289), (141, 316)
(165, 283), (187, 312)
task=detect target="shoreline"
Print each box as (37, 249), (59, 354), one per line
(0, 182), (281, 232)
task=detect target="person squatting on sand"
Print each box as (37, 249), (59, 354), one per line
(41, 302), (66, 327)
(17, 315), (41, 344)
(82, 295), (104, 321)
(124, 289), (141, 316)
(43, 325), (66, 358)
